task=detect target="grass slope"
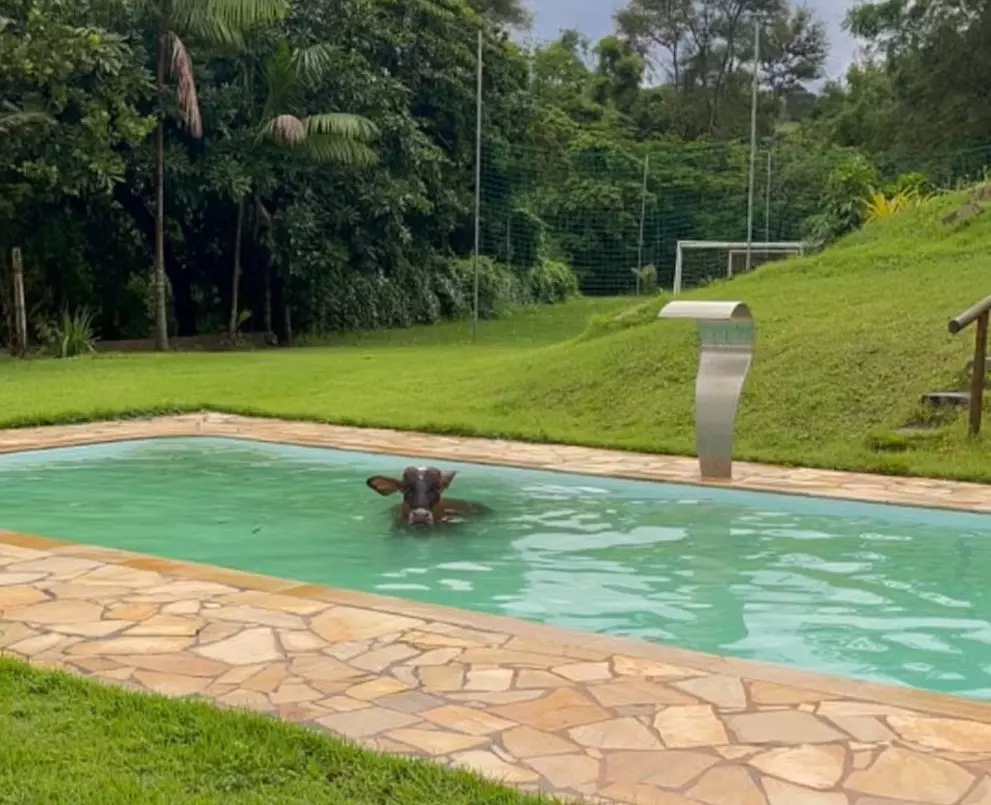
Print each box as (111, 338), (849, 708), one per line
(490, 190), (991, 479)
(2, 190), (991, 480)
(496, 192), (991, 478)
(0, 659), (549, 804)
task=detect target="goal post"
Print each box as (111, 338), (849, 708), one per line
(674, 240), (807, 295)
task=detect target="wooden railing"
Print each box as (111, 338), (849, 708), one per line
(949, 294), (991, 437)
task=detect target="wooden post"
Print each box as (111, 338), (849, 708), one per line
(970, 310), (988, 437)
(11, 248), (27, 357)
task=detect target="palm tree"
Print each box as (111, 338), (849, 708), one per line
(148, 0), (287, 350)
(227, 42), (378, 339)
(0, 101), (51, 133)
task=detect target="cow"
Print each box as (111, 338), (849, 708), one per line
(365, 465), (485, 528)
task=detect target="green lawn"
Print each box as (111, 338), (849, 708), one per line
(2, 190), (991, 483)
(0, 659), (550, 804)
(307, 295), (637, 348)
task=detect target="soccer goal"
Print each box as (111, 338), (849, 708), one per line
(673, 240), (807, 295)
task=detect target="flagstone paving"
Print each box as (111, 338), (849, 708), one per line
(2, 413), (991, 804)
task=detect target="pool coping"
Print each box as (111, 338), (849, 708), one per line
(3, 412), (991, 804)
(3, 411), (991, 515)
(3, 524), (991, 726)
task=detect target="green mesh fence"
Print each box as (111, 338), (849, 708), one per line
(459, 27), (991, 299)
(477, 137), (858, 295)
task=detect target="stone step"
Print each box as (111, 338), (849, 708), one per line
(922, 391), (971, 407)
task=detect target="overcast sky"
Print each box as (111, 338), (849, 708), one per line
(529, 0), (860, 83)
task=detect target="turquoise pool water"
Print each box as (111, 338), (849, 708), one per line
(2, 436), (991, 698)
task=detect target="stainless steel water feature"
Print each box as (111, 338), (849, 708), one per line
(658, 301), (755, 480)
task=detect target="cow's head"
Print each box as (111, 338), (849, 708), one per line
(366, 466), (457, 527)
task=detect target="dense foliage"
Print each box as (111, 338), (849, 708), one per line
(0, 0), (986, 347)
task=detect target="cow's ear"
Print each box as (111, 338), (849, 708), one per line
(439, 471), (457, 491)
(366, 476), (403, 496)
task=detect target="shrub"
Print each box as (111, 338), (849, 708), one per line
(432, 255), (473, 319)
(451, 256), (524, 319)
(886, 171), (932, 198)
(862, 172), (937, 224)
(630, 263), (658, 295)
(35, 306), (97, 358)
(803, 160), (941, 243)
(507, 206), (546, 269)
(528, 259), (580, 303)
(450, 257), (579, 316)
(273, 198), (580, 334)
(862, 189), (917, 222)
(803, 154), (879, 246)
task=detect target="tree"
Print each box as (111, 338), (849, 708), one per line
(616, 0), (828, 137)
(466, 0), (531, 29)
(592, 35), (646, 114)
(146, 0), (287, 350)
(0, 0), (155, 337)
(2, 0), (902, 346)
(805, 64), (897, 153)
(0, 11), (51, 133)
(843, 0), (991, 156)
(225, 40), (378, 338)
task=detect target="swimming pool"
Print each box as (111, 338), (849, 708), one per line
(2, 435), (991, 699)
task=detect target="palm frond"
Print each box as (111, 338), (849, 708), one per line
(172, 0), (287, 35)
(261, 42), (300, 117)
(304, 133), (378, 166)
(259, 113), (306, 144)
(303, 113), (378, 142)
(0, 110), (52, 132)
(176, 9), (243, 47)
(168, 32), (202, 137)
(290, 43), (338, 85)
(391, 0), (458, 22)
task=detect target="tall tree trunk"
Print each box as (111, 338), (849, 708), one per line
(708, 7), (745, 135)
(153, 23), (169, 351)
(228, 197), (245, 339)
(284, 299), (292, 345)
(254, 198), (271, 336)
(10, 247), (26, 357)
(264, 264), (272, 336)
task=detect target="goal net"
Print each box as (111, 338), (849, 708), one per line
(674, 240), (806, 294)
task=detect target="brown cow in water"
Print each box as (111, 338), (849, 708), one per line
(366, 466), (484, 528)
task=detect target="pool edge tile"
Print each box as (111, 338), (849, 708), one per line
(0, 411), (988, 515)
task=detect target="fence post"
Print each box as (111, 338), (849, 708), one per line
(11, 247), (26, 357)
(471, 28), (483, 342)
(764, 148), (772, 243)
(636, 154), (649, 295)
(970, 310), (988, 437)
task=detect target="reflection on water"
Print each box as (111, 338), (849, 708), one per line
(0, 438), (990, 698)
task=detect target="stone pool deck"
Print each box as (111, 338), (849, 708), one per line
(2, 414), (991, 805)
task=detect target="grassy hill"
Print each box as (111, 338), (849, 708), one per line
(3, 189), (991, 481)
(490, 188), (991, 479)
